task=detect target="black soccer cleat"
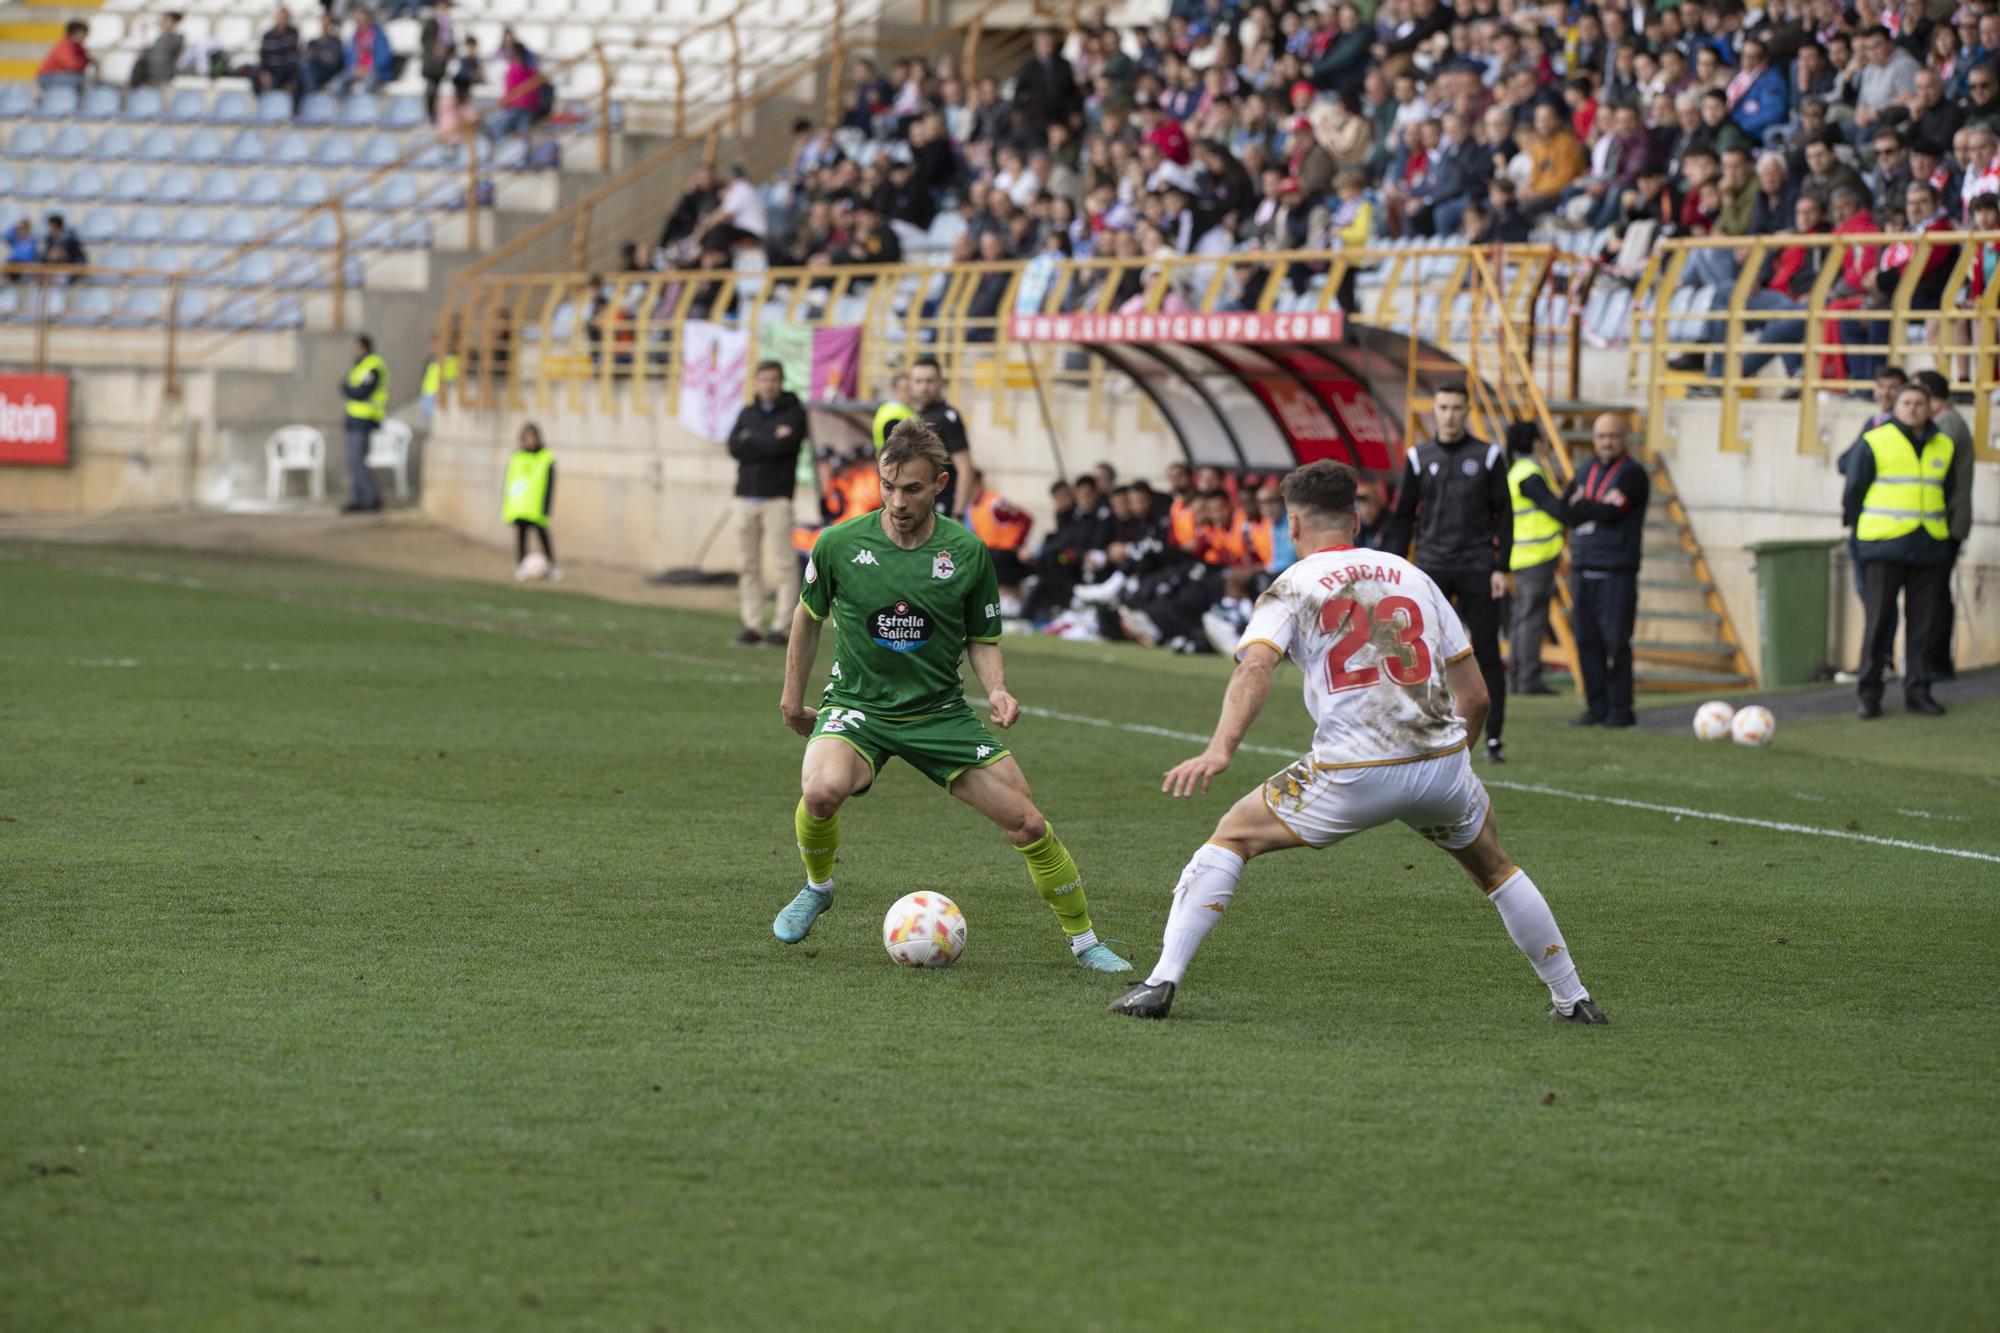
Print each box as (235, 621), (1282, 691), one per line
(1551, 997), (1608, 1024)
(1107, 979), (1176, 1019)
(1485, 737), (1506, 764)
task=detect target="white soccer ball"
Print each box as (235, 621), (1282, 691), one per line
(882, 891), (967, 968)
(515, 552), (551, 582)
(1693, 700), (1736, 742)
(1729, 704), (1776, 747)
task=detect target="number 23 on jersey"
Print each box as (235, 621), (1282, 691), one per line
(1320, 595), (1433, 692)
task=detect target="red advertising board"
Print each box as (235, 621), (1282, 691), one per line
(1008, 310), (1344, 344)
(0, 373), (70, 466)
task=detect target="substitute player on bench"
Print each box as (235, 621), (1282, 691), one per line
(1108, 461), (1604, 1021)
(772, 421), (1133, 973)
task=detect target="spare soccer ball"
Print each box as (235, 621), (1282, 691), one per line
(1693, 700), (1736, 742)
(1729, 705), (1776, 747)
(515, 552), (551, 582)
(882, 891), (967, 968)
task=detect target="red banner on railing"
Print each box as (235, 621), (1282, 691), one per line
(0, 373), (69, 466)
(1008, 310), (1345, 344)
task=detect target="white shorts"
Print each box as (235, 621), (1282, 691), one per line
(1260, 746), (1491, 850)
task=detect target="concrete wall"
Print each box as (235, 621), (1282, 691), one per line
(1654, 396), (1999, 674)
(0, 368), (216, 513)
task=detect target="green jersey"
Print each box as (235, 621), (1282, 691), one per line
(800, 511), (1002, 720)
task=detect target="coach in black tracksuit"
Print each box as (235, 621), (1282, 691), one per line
(1521, 413), (1649, 728)
(1384, 383), (1513, 762)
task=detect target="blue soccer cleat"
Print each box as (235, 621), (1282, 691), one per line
(773, 887), (832, 943)
(1075, 942), (1134, 973)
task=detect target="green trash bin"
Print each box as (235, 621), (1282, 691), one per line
(1745, 539), (1840, 688)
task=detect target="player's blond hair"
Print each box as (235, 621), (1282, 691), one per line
(880, 419), (951, 480)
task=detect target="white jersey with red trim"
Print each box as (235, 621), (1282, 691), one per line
(1235, 545), (1474, 766)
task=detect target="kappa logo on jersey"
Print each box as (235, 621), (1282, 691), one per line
(932, 551), (955, 580)
(852, 549), (879, 566)
(975, 744), (993, 758)
(868, 601), (932, 653)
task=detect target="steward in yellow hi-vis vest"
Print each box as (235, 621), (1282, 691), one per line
(1841, 383), (1958, 718)
(504, 422), (560, 581)
(340, 334), (389, 513)
(1501, 423), (1565, 697)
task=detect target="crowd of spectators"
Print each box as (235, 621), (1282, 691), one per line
(645, 0), (2000, 343)
(33, 1), (554, 139)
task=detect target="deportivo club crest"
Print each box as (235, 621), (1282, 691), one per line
(932, 551), (955, 580)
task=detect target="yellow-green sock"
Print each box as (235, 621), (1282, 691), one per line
(796, 799), (838, 887)
(1017, 823), (1093, 939)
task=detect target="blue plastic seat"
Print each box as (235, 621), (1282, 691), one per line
(409, 143), (451, 170)
(91, 125), (135, 161)
(94, 243), (136, 272)
(225, 130), (266, 164)
(256, 90), (292, 124)
(34, 85), (80, 119)
(0, 165), (16, 198)
(384, 95), (425, 130)
(61, 288), (116, 325)
(359, 134), (401, 168)
(137, 246), (183, 283)
(165, 89), (208, 123)
(181, 129), (223, 164)
(0, 286), (22, 322)
(65, 165), (106, 199)
(243, 171), (284, 206)
(271, 131), (310, 166)
(112, 288), (168, 327)
(79, 86), (122, 120)
(124, 207), (166, 243)
(279, 255), (322, 288)
(297, 212), (340, 248)
(339, 94), (381, 127)
(135, 128), (178, 163)
(211, 90), (253, 124)
(174, 289), (211, 324)
(197, 170), (239, 205)
(492, 137), (528, 170)
(230, 252), (278, 287)
(312, 133), (356, 167)
(420, 178), (462, 210)
(0, 85), (32, 119)
(266, 296), (305, 329)
(120, 87), (164, 121)
(208, 295), (257, 329)
(169, 210), (213, 244)
(155, 167), (197, 203)
(374, 175), (419, 211)
(356, 216), (396, 248)
(187, 248), (231, 281)
(296, 92), (337, 127)
(19, 163), (59, 199)
(108, 166), (150, 201)
(7, 124), (49, 157)
(396, 215), (431, 247)
(216, 212), (260, 246)
(48, 124), (92, 160)
(285, 175), (330, 207)
(78, 207), (121, 244)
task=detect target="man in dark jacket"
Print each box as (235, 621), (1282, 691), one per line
(1843, 380), (1961, 717)
(257, 7), (301, 94)
(1012, 28), (1078, 146)
(1521, 413), (1649, 727)
(1383, 383), (1514, 762)
(727, 359), (810, 646)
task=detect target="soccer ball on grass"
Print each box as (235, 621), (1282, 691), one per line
(1692, 700), (1736, 742)
(882, 891), (967, 968)
(1729, 705), (1776, 747)
(515, 552), (551, 582)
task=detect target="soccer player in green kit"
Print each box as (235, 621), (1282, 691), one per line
(771, 421), (1133, 972)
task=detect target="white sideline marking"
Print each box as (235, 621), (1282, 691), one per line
(992, 703), (2000, 867)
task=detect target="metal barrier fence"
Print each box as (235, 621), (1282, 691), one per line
(1627, 231), (2000, 460)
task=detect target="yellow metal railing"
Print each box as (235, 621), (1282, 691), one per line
(437, 244), (1578, 441)
(1628, 231), (2000, 460)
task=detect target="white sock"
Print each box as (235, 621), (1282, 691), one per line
(1068, 928), (1099, 955)
(1488, 868), (1587, 1007)
(1145, 843), (1245, 986)
(806, 877), (833, 894)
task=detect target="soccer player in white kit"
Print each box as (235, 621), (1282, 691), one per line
(1108, 460), (1606, 1023)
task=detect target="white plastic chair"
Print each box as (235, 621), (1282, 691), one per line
(365, 419), (414, 501)
(265, 425), (326, 501)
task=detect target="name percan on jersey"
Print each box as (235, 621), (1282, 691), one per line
(800, 512), (1002, 719)
(1235, 545), (1475, 767)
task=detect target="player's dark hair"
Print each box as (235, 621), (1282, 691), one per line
(1281, 461), (1360, 527)
(911, 353), (942, 371)
(880, 419), (950, 480)
(755, 358), (783, 377)
(1433, 381), (1468, 401)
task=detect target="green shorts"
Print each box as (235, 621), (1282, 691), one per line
(809, 701), (1010, 790)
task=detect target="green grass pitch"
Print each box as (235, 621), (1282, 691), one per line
(3, 543), (1997, 1331)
